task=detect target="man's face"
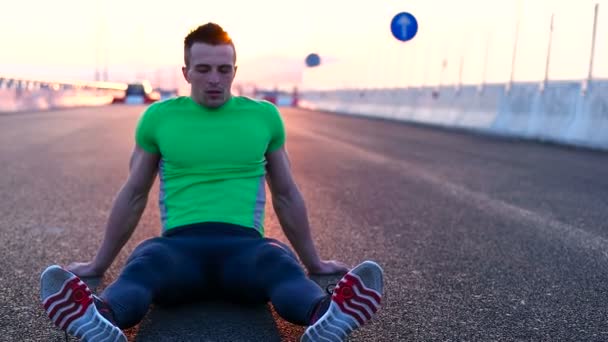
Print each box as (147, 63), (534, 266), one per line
(182, 42), (237, 108)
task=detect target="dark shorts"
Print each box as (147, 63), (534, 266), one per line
(101, 222), (325, 328)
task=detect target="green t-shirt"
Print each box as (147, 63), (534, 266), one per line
(135, 96), (286, 235)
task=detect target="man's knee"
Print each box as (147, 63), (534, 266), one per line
(103, 281), (152, 329)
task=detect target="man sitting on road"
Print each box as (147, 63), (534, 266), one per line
(40, 22), (384, 342)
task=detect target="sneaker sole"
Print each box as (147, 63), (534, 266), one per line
(301, 261), (384, 342)
(41, 265), (127, 342)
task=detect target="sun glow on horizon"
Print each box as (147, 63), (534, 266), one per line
(1, 0), (607, 90)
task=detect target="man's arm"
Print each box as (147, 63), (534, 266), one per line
(68, 146), (160, 276)
(265, 147), (348, 275)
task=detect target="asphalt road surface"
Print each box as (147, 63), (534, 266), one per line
(0, 104), (607, 341)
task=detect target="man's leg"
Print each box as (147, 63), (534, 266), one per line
(218, 237), (326, 325)
(100, 236), (207, 329)
(41, 235), (208, 341)
(217, 236), (385, 341)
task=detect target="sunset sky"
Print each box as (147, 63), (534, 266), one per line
(1, 0), (606, 90)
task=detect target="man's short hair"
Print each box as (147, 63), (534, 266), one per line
(184, 23), (236, 67)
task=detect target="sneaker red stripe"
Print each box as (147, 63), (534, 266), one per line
(349, 283), (381, 313)
(332, 284), (377, 322)
(47, 281), (92, 328)
(43, 277), (80, 310)
(46, 281), (92, 321)
(40, 266), (127, 342)
(334, 300), (366, 325)
(343, 274), (382, 303)
(330, 272), (383, 327)
(351, 292), (380, 315)
(349, 296), (378, 320)
(336, 276), (381, 309)
(344, 297), (373, 321)
(332, 293), (365, 325)
(61, 297), (92, 331)
(52, 302), (78, 327)
(47, 290), (76, 321)
(54, 294), (92, 330)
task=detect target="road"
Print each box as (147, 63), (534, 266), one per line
(0, 104), (607, 341)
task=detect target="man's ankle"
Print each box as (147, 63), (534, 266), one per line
(93, 295), (118, 326)
(308, 294), (332, 325)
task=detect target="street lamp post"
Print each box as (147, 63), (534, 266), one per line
(541, 13), (555, 92)
(583, 3), (599, 95)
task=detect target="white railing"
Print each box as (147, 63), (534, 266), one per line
(0, 76), (127, 112)
(299, 80), (608, 151)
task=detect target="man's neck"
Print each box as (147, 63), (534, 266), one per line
(189, 94), (233, 109)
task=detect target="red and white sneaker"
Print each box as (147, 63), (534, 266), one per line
(40, 265), (127, 342)
(301, 260), (384, 342)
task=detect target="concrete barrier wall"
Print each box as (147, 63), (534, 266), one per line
(0, 76), (126, 113)
(0, 88), (114, 113)
(299, 80), (608, 150)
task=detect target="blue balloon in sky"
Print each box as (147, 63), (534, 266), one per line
(390, 12), (418, 42)
(305, 53), (321, 67)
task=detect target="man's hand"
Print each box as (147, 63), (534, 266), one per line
(66, 261), (105, 278)
(307, 260), (350, 276)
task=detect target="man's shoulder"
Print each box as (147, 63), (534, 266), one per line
(139, 96), (190, 122)
(148, 96), (190, 112)
(232, 96), (278, 111)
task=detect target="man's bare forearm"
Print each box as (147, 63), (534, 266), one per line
(91, 184), (148, 273)
(272, 188), (322, 272)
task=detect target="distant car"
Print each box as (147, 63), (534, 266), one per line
(157, 88), (179, 101)
(253, 89), (295, 106)
(254, 90), (279, 104)
(113, 81), (160, 105)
